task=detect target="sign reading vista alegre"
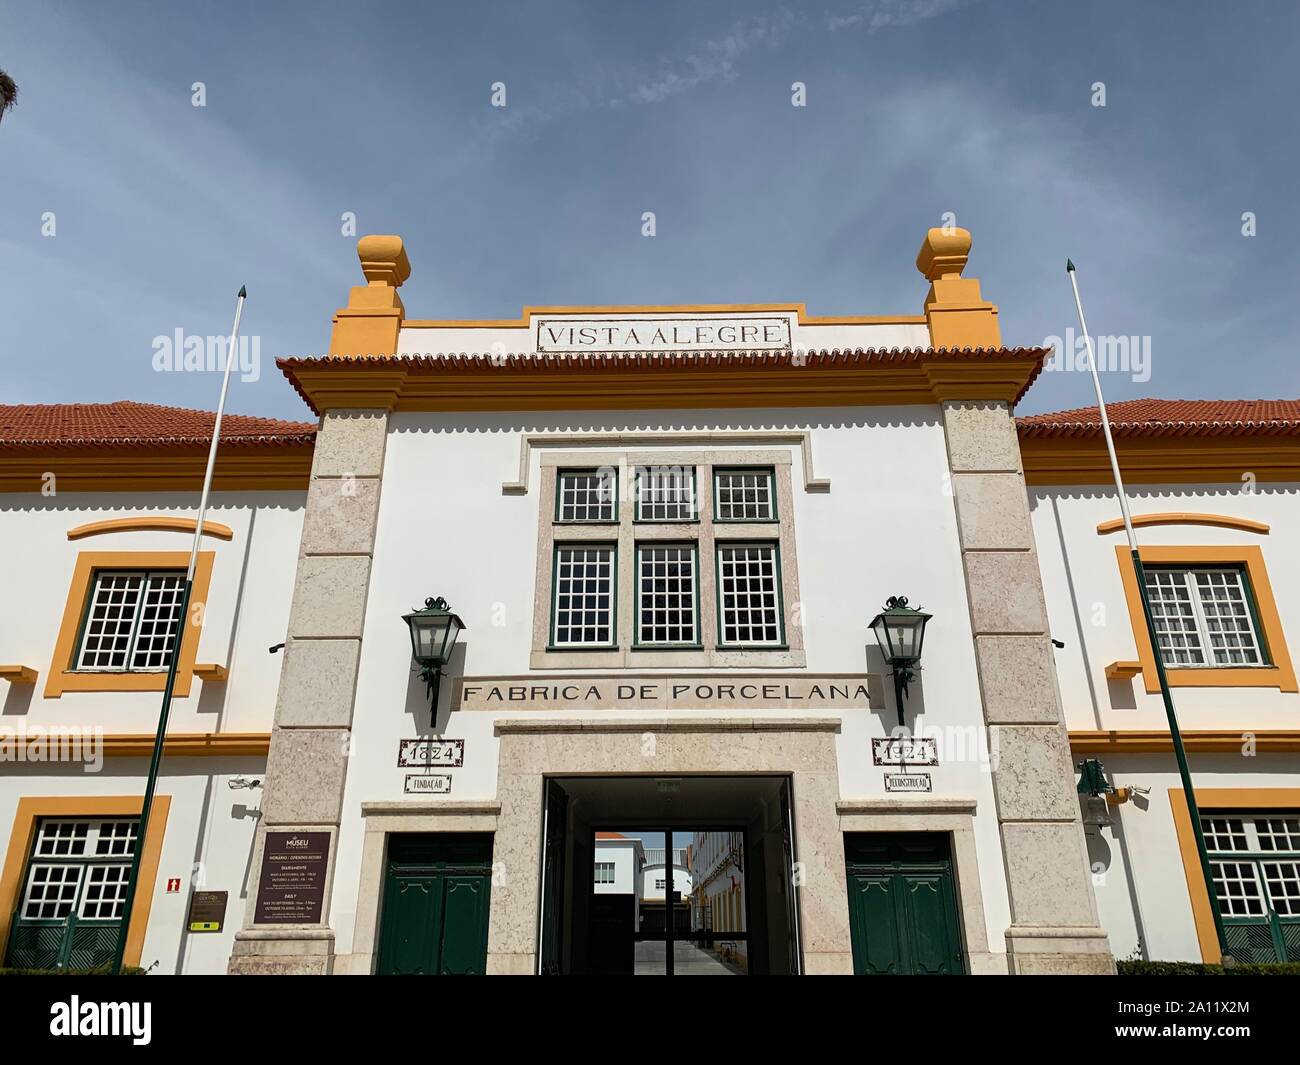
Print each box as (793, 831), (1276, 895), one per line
(536, 316), (791, 353)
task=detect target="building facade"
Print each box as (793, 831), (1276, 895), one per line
(1, 227), (1295, 974)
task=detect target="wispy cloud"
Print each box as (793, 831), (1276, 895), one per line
(828, 0), (970, 33)
(612, 8), (801, 106)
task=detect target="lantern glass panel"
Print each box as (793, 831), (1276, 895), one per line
(410, 615), (451, 662)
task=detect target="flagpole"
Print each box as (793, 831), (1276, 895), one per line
(1066, 261), (1231, 963)
(112, 286), (246, 974)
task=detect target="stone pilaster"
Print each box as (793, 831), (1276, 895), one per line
(227, 409), (389, 974)
(942, 399), (1115, 974)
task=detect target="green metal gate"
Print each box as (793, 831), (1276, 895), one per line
(375, 833), (493, 975)
(844, 832), (965, 975)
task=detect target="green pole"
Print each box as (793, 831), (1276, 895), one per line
(110, 578), (194, 974)
(1130, 550), (1232, 961)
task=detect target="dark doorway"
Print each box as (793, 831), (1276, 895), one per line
(375, 833), (493, 975)
(538, 775), (800, 975)
(844, 832), (965, 975)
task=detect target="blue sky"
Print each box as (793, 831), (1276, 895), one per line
(2, 0), (1296, 418)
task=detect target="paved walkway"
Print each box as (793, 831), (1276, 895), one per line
(633, 940), (744, 975)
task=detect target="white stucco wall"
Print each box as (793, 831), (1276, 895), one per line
(0, 490), (305, 734)
(1081, 754), (1298, 963)
(0, 757), (266, 974)
(327, 405), (1012, 962)
(0, 489), (300, 972)
(592, 838), (640, 895)
(1030, 482), (1300, 731)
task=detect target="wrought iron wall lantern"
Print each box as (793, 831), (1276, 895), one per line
(869, 595), (932, 727)
(402, 596), (465, 712)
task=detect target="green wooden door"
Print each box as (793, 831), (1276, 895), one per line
(376, 834), (492, 976)
(845, 833), (964, 975)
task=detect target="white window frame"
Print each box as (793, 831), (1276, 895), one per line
(713, 467), (776, 522)
(75, 569), (187, 673)
(550, 543), (617, 649)
(533, 451), (804, 668)
(19, 818), (140, 922)
(556, 468), (618, 524)
(1145, 566), (1267, 669)
(1201, 813), (1300, 920)
(635, 465), (698, 522)
(635, 542), (700, 647)
(594, 861), (616, 885)
(716, 542), (785, 648)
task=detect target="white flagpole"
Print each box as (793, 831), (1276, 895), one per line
(188, 286), (246, 573)
(113, 286), (246, 974)
(1065, 261), (1231, 962)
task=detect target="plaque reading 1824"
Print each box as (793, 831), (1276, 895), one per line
(398, 738), (465, 768)
(253, 831), (330, 925)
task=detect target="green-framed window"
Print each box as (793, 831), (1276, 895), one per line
(550, 543), (617, 647)
(555, 468), (618, 523)
(635, 542), (701, 648)
(715, 542), (785, 647)
(1143, 565), (1270, 669)
(1202, 813), (1300, 963)
(5, 817), (141, 971)
(635, 465), (698, 522)
(75, 569), (186, 672)
(713, 467), (776, 522)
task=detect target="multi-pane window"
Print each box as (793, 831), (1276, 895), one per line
(552, 545), (615, 647)
(1144, 567), (1265, 668)
(594, 862), (616, 885)
(636, 466), (697, 522)
(20, 819), (139, 922)
(75, 570), (186, 671)
(717, 544), (783, 646)
(1202, 813), (1300, 962)
(556, 469), (617, 523)
(714, 468), (775, 522)
(636, 544), (699, 646)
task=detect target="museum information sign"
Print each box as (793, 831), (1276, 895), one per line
(253, 831), (330, 925)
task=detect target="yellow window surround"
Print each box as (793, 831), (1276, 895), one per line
(44, 550), (215, 698)
(1096, 513), (1270, 535)
(1114, 544), (1297, 694)
(0, 794), (171, 970)
(1168, 787), (1300, 964)
(66, 517), (234, 541)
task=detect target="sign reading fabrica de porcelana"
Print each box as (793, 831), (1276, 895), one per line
(453, 674), (882, 712)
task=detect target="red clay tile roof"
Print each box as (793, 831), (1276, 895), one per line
(595, 832), (628, 840)
(0, 401), (317, 448)
(277, 346), (1053, 414)
(1017, 399), (1300, 439)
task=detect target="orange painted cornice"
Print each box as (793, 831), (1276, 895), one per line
(1069, 729), (1300, 753)
(278, 347), (1050, 416)
(0, 445), (313, 493)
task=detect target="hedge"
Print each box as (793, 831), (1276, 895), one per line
(0, 966), (144, 976)
(1118, 959), (1300, 976)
